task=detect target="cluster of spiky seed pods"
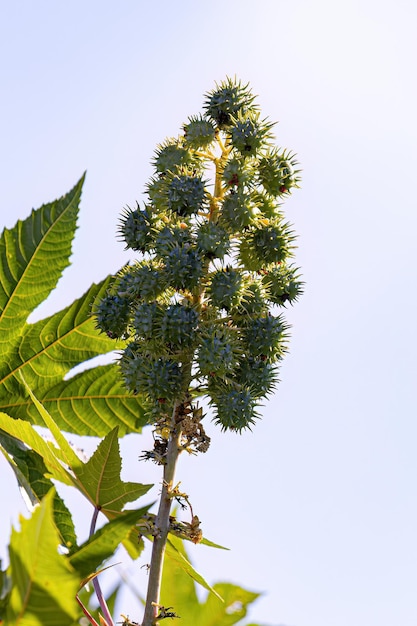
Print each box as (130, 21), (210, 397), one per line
(96, 78), (302, 432)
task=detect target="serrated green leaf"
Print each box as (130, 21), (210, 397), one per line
(0, 176), (84, 353)
(4, 364), (148, 437)
(74, 427), (152, 513)
(6, 490), (80, 626)
(199, 583), (260, 626)
(0, 277), (123, 398)
(0, 278), (147, 438)
(165, 536), (222, 601)
(0, 412), (74, 486)
(160, 536), (199, 622)
(19, 372), (84, 471)
(0, 180), (147, 438)
(0, 430), (40, 507)
(1, 392), (152, 516)
(160, 537), (265, 626)
(199, 537), (229, 550)
(0, 430), (77, 549)
(69, 507), (150, 578)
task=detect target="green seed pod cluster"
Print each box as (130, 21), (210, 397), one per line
(96, 78), (302, 432)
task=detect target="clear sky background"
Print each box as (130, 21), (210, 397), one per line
(1, 1), (416, 625)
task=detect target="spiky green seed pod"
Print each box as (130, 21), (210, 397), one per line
(210, 387), (258, 432)
(133, 302), (163, 339)
(252, 222), (292, 264)
(118, 263), (167, 301)
(160, 303), (199, 349)
(204, 78), (256, 129)
(250, 191), (282, 219)
(209, 267), (244, 310)
(235, 358), (277, 398)
(119, 205), (154, 252)
(144, 358), (184, 402)
(230, 281), (268, 318)
(95, 293), (130, 339)
(220, 192), (258, 231)
(222, 157), (256, 189)
(239, 220), (295, 270)
(154, 225), (193, 258)
(262, 264), (304, 305)
(167, 174), (207, 217)
(197, 327), (238, 377)
(242, 314), (287, 361)
(120, 349), (184, 402)
(146, 175), (167, 207)
(164, 247), (203, 291)
(183, 115), (216, 149)
(258, 149), (300, 196)
(152, 139), (198, 174)
(196, 221), (230, 259)
(229, 111), (274, 157)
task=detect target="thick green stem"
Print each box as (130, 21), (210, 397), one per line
(141, 415), (182, 626)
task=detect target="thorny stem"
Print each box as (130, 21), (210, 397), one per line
(141, 405), (182, 626)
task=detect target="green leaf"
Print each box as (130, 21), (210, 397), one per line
(199, 537), (229, 550)
(165, 536), (222, 601)
(1, 391), (152, 516)
(69, 507), (150, 577)
(0, 277), (121, 395)
(0, 179), (147, 437)
(198, 583), (260, 626)
(0, 176), (84, 353)
(6, 490), (80, 626)
(0, 430), (77, 549)
(19, 372), (84, 471)
(4, 364), (148, 437)
(74, 427), (152, 513)
(161, 537), (264, 626)
(0, 412), (74, 486)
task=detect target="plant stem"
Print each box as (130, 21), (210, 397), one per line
(141, 411), (182, 626)
(90, 507), (115, 626)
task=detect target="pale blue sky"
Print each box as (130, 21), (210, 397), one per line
(1, 1), (416, 625)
